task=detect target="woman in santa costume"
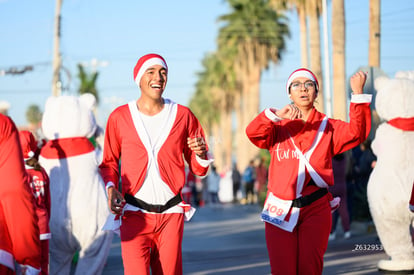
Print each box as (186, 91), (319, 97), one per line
(19, 130), (51, 275)
(99, 53), (212, 275)
(246, 68), (371, 274)
(0, 114), (41, 275)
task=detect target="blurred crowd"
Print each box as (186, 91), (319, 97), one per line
(184, 140), (377, 243)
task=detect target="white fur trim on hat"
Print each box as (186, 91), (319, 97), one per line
(286, 69), (318, 95)
(23, 151), (34, 161)
(134, 58), (167, 86)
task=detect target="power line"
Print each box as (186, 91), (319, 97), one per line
(347, 6), (414, 24)
(0, 66), (34, 76)
(382, 6), (414, 17)
(0, 62), (50, 69)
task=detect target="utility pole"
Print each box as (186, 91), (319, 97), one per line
(52, 0), (62, 96)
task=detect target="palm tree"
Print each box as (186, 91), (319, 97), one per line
(269, 0), (308, 67)
(217, 0), (289, 170)
(366, 0), (381, 137)
(332, 0), (347, 120)
(209, 52), (238, 171)
(369, 0), (381, 68)
(189, 51), (237, 171)
(269, 0), (324, 113)
(25, 104), (43, 132)
(188, 66), (217, 133)
(306, 0), (324, 113)
(77, 63), (100, 104)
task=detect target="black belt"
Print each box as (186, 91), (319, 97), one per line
(291, 188), (328, 208)
(124, 193), (182, 213)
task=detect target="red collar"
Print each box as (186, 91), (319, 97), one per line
(387, 117), (414, 131)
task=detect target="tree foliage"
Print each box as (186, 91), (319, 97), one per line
(77, 63), (100, 104)
(25, 104), (42, 125)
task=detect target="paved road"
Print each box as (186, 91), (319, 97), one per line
(101, 203), (398, 275)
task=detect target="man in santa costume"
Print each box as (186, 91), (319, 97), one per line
(0, 114), (41, 275)
(99, 53), (212, 275)
(246, 68), (371, 274)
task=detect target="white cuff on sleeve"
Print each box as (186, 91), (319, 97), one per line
(196, 154), (214, 167)
(22, 265), (41, 275)
(264, 108), (283, 122)
(106, 181), (115, 196)
(351, 94), (372, 103)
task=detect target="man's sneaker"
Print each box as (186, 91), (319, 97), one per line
(344, 231), (351, 239)
(328, 232), (336, 241)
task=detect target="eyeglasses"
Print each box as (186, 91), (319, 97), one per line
(290, 81), (315, 90)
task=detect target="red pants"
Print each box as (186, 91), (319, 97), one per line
(0, 265), (14, 275)
(265, 194), (331, 275)
(120, 211), (184, 275)
(40, 240), (49, 275)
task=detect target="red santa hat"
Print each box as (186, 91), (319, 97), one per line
(133, 53), (168, 86)
(19, 130), (38, 160)
(286, 68), (319, 95)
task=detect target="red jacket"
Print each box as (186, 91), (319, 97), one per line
(99, 101), (209, 196)
(246, 95), (371, 200)
(0, 114), (41, 270)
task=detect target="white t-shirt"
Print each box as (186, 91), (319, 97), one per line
(134, 101), (177, 207)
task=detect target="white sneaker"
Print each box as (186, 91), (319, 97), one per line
(378, 259), (414, 271)
(344, 231), (351, 239)
(328, 233), (336, 241)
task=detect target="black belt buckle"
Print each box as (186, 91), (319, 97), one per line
(292, 188), (328, 208)
(124, 193), (182, 213)
(149, 205), (163, 213)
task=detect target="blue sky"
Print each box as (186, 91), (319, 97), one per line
(1, 0), (413, 127)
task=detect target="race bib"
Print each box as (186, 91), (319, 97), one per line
(261, 192), (292, 226)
